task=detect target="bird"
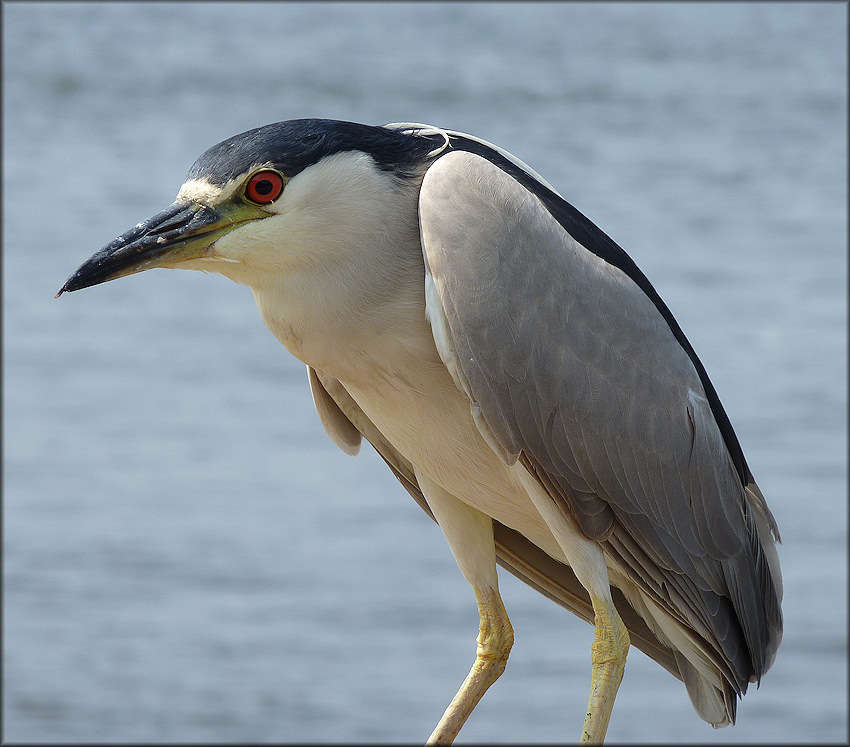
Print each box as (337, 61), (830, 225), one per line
(58, 119), (783, 744)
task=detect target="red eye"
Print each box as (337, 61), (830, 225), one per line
(245, 170), (284, 204)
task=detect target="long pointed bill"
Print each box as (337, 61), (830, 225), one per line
(56, 200), (248, 297)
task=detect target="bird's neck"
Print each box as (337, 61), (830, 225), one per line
(250, 233), (436, 388)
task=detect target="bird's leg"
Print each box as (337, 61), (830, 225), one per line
(580, 594), (630, 744)
(511, 469), (629, 745)
(427, 585), (514, 745)
(415, 473), (512, 746)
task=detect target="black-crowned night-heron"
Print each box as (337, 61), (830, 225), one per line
(58, 119), (783, 744)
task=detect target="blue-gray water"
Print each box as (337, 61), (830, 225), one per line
(4, 2), (846, 743)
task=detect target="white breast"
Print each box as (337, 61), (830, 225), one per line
(339, 352), (566, 564)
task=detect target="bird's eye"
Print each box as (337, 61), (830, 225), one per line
(245, 170), (284, 204)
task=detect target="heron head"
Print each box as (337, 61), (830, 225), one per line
(57, 119), (439, 297)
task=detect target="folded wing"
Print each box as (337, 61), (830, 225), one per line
(417, 149), (782, 723)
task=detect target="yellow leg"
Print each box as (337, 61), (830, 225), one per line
(426, 584), (514, 745)
(580, 594), (630, 744)
(511, 468), (631, 745)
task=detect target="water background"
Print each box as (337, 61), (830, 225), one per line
(4, 2), (846, 742)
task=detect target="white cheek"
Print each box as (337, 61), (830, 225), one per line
(214, 213), (290, 260)
(203, 151), (418, 288)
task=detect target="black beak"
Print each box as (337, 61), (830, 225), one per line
(56, 200), (237, 297)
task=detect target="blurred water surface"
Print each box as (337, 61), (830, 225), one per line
(4, 2), (846, 743)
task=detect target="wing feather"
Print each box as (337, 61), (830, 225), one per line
(308, 366), (362, 455)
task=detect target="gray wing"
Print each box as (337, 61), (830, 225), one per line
(418, 150), (782, 693)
